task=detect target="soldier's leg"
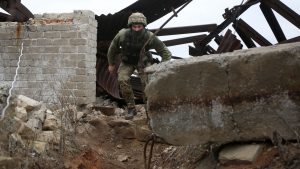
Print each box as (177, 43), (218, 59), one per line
(118, 62), (135, 109)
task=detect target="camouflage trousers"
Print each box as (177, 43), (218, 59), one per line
(118, 62), (149, 109)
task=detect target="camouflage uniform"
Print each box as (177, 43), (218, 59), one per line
(107, 12), (172, 115)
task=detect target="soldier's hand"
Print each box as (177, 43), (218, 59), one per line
(108, 65), (116, 74)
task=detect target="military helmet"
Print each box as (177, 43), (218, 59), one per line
(128, 12), (147, 26)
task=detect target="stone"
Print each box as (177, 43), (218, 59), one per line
(145, 42), (300, 145)
(26, 118), (43, 130)
(0, 117), (23, 135)
(28, 104), (47, 122)
(14, 106), (28, 121)
(219, 144), (264, 164)
(30, 141), (48, 154)
(8, 133), (25, 154)
(76, 111), (85, 120)
(107, 119), (135, 139)
(43, 114), (59, 131)
(36, 131), (59, 145)
(117, 154), (129, 162)
(18, 121), (38, 140)
(0, 156), (21, 169)
(135, 125), (152, 141)
(15, 95), (41, 111)
(0, 83), (9, 112)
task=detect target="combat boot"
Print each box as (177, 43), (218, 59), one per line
(125, 108), (137, 120)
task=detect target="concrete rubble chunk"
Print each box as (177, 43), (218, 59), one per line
(145, 42), (300, 145)
(36, 131), (59, 145)
(26, 118), (43, 130)
(28, 104), (47, 122)
(135, 125), (152, 141)
(16, 95), (42, 111)
(0, 156), (21, 169)
(14, 106), (28, 121)
(117, 154), (129, 162)
(0, 117), (23, 135)
(43, 114), (59, 131)
(30, 141), (48, 154)
(8, 133), (25, 153)
(219, 144), (264, 164)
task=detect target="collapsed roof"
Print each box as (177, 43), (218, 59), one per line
(95, 0), (300, 99)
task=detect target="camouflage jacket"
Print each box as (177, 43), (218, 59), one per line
(107, 28), (172, 65)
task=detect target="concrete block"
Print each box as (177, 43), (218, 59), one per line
(28, 32), (43, 38)
(8, 133), (25, 153)
(0, 33), (12, 39)
(61, 31), (78, 38)
(0, 157), (21, 169)
(14, 106), (28, 121)
(60, 46), (76, 53)
(36, 131), (59, 145)
(37, 39), (53, 46)
(52, 24), (71, 31)
(219, 144), (264, 164)
(36, 25), (53, 32)
(52, 38), (69, 46)
(30, 141), (48, 154)
(44, 31), (60, 38)
(0, 117), (23, 134)
(70, 38), (87, 45)
(26, 118), (43, 131)
(44, 46), (59, 53)
(16, 95), (42, 111)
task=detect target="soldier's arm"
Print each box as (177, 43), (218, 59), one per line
(150, 35), (172, 62)
(107, 32), (122, 65)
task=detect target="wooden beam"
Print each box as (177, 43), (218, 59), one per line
(149, 24), (217, 36)
(162, 34), (207, 47)
(260, 2), (286, 42)
(235, 19), (272, 46)
(233, 23), (256, 48)
(263, 0), (300, 29)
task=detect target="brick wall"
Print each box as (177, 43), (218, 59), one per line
(0, 10), (97, 104)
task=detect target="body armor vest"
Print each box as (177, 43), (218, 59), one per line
(121, 29), (149, 65)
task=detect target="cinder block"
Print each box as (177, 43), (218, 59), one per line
(52, 24), (71, 31)
(44, 31), (60, 38)
(37, 39), (53, 46)
(0, 32), (12, 39)
(44, 46), (59, 53)
(36, 25), (53, 32)
(28, 32), (43, 38)
(52, 38), (69, 46)
(60, 46), (76, 53)
(70, 38), (87, 45)
(61, 31), (78, 38)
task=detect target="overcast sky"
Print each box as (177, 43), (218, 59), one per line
(7, 1), (300, 57)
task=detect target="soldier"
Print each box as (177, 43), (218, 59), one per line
(107, 12), (172, 120)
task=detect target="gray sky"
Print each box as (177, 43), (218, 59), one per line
(5, 0), (300, 57)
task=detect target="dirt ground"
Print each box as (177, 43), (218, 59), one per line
(60, 103), (300, 169)
(6, 102), (299, 169)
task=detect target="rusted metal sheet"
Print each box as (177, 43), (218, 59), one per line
(0, 0), (34, 22)
(96, 0), (300, 99)
(96, 55), (121, 99)
(96, 0), (189, 41)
